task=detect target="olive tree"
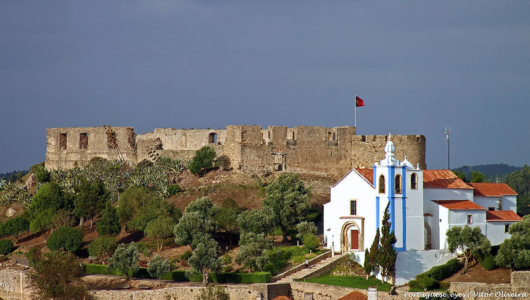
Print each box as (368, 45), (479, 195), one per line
(174, 197), (218, 250)
(187, 236), (222, 286)
(108, 242), (140, 281)
(145, 216), (175, 251)
(263, 174), (311, 242)
(495, 215), (530, 269)
(147, 254), (171, 279)
(446, 226), (491, 271)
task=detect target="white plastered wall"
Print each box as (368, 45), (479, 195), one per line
(324, 170), (375, 253)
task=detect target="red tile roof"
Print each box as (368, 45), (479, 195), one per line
(338, 291), (368, 300)
(423, 170), (473, 189)
(433, 200), (486, 210)
(468, 183), (518, 197)
(356, 168), (374, 185)
(486, 210), (522, 222)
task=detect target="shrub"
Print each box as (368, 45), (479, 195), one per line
(30, 251), (91, 300)
(82, 263), (271, 283)
(222, 198), (239, 210)
(3, 217), (30, 244)
(302, 234), (320, 252)
(47, 227), (84, 252)
(168, 184), (182, 195)
(409, 278), (438, 291)
(222, 252), (232, 265)
(141, 245), (152, 257)
(27, 247), (42, 267)
(97, 203), (120, 236)
(88, 236), (118, 259)
(180, 250), (192, 261)
(480, 254), (497, 270)
(196, 284), (229, 300)
(0, 239), (14, 255)
(416, 259), (462, 281)
(189, 146), (216, 175)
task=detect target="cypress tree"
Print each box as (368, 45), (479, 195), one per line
(380, 202), (397, 283)
(364, 229), (380, 278)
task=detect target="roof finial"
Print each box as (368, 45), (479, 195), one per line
(388, 133), (392, 141)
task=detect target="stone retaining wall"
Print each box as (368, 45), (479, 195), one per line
(298, 254), (349, 280)
(272, 251), (332, 282)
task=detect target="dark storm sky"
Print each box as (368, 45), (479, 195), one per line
(1, 1), (529, 173)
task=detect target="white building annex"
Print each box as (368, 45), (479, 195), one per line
(323, 137), (521, 284)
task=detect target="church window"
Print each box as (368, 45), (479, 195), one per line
(395, 174), (402, 194)
(350, 200), (357, 215)
(379, 175), (385, 194)
(505, 224), (510, 233)
(411, 173), (418, 190)
(467, 215), (473, 225)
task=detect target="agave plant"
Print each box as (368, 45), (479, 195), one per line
(0, 181), (32, 208)
(158, 156), (189, 184)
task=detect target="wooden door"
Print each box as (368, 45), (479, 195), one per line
(351, 230), (359, 250)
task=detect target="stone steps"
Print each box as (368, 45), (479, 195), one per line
(277, 254), (346, 283)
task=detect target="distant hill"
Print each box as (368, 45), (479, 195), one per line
(452, 164), (523, 183)
(0, 170), (28, 182)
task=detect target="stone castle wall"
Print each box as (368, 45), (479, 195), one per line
(46, 125), (427, 177)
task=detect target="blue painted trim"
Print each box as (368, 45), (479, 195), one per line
(396, 247), (406, 252)
(388, 166), (395, 233)
(372, 166), (377, 187)
(376, 197), (380, 228)
(402, 167), (407, 250)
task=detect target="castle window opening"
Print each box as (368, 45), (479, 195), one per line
(331, 151), (333, 157)
(208, 132), (217, 144)
(361, 135), (366, 142)
(292, 132), (295, 140)
(411, 173), (418, 189)
(79, 133), (88, 149)
(268, 131), (271, 139)
(60, 133), (67, 150)
(379, 175), (385, 194)
(395, 174), (402, 194)
(328, 132), (332, 141)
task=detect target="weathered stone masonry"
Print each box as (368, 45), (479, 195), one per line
(46, 125), (426, 177)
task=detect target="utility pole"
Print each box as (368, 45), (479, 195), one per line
(445, 127), (450, 170)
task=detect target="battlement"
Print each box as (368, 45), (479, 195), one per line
(46, 125), (426, 176)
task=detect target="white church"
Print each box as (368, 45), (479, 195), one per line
(323, 136), (521, 284)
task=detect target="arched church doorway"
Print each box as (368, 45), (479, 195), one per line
(340, 221), (364, 253)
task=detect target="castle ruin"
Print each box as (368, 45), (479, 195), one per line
(45, 125), (426, 177)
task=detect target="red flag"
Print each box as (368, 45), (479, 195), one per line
(356, 96), (365, 107)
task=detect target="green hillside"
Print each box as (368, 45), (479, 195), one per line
(452, 164), (522, 183)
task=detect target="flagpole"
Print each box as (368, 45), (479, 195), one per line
(354, 94), (357, 128)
